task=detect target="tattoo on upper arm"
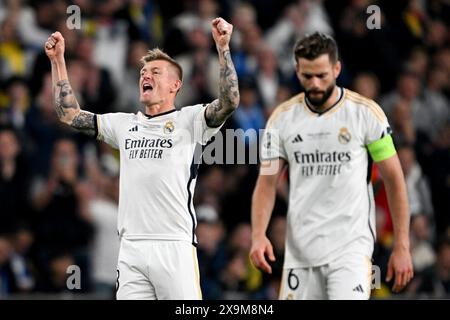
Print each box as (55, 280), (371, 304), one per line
(71, 111), (96, 137)
(205, 49), (240, 127)
(206, 99), (221, 124)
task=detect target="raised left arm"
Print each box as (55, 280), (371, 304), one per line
(205, 17), (240, 127)
(376, 154), (414, 292)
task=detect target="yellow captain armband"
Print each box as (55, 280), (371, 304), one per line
(367, 134), (396, 162)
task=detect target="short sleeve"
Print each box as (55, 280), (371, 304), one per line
(363, 101), (392, 145)
(97, 113), (127, 149)
(192, 104), (224, 145)
(261, 115), (286, 161)
(363, 102), (396, 162)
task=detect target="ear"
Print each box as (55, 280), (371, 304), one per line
(171, 79), (182, 93)
(334, 60), (341, 79)
(295, 62), (302, 78)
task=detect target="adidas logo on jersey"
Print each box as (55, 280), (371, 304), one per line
(292, 134), (303, 143)
(352, 284), (364, 293)
(129, 125), (138, 132)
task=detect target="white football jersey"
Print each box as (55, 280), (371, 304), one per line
(97, 104), (222, 245)
(262, 88), (393, 268)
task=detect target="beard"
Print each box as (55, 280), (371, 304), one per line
(305, 83), (335, 108)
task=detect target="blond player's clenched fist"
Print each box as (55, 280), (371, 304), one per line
(44, 32), (65, 61)
(211, 17), (233, 50)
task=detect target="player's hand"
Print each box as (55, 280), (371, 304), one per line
(250, 236), (276, 274)
(211, 17), (233, 50)
(386, 246), (414, 293)
(44, 32), (65, 61)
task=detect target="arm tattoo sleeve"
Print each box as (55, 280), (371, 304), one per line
(54, 80), (79, 119)
(53, 80), (96, 137)
(205, 49), (240, 127)
(71, 110), (97, 137)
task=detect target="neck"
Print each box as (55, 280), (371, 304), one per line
(308, 86), (340, 113)
(144, 103), (175, 116)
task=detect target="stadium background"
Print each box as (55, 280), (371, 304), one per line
(0, 0), (449, 299)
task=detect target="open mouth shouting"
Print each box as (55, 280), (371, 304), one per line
(142, 82), (153, 93)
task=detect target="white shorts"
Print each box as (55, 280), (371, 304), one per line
(116, 239), (202, 300)
(279, 253), (372, 300)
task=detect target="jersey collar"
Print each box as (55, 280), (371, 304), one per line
(305, 87), (344, 116)
(143, 108), (177, 119)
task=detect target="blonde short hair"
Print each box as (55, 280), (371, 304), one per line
(140, 48), (183, 81)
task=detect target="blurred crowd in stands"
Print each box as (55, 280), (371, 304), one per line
(0, 0), (450, 299)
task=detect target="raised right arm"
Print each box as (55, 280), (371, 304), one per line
(45, 32), (96, 137)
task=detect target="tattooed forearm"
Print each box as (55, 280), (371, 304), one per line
(53, 79), (96, 136)
(54, 80), (80, 122)
(206, 49), (240, 127)
(71, 110), (96, 137)
(50, 60), (96, 137)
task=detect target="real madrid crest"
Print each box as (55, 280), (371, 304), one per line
(338, 127), (351, 144)
(164, 121), (174, 134)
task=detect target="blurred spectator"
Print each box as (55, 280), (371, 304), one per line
(0, 236), (15, 296)
(232, 23), (264, 78)
(28, 22), (80, 99)
(408, 236), (450, 298)
(118, 40), (149, 113)
(426, 122), (450, 237)
(336, 0), (403, 91)
(197, 166), (227, 202)
(164, 0), (220, 56)
(2, 0), (52, 51)
(426, 20), (448, 52)
(0, 231), (34, 296)
(89, 0), (128, 88)
(0, 126), (32, 236)
(30, 138), (94, 293)
(427, 64), (450, 99)
(0, 16), (27, 79)
(84, 160), (120, 298)
(380, 70), (447, 141)
(196, 204), (227, 299)
(220, 251), (249, 299)
(406, 48), (429, 80)
(221, 165), (259, 232)
(75, 35), (117, 115)
(230, 2), (258, 52)
(352, 72), (381, 101)
(410, 214), (436, 273)
(255, 45), (286, 111)
(431, 48), (450, 101)
(266, 0), (333, 77)
(397, 144), (434, 218)
(175, 26), (220, 106)
(220, 223), (261, 300)
(421, 86), (450, 142)
(123, 0), (163, 43)
(25, 73), (70, 176)
(389, 99), (416, 146)
(264, 84), (293, 118)
(172, 0), (219, 37)
(232, 76), (265, 146)
(0, 76), (30, 130)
